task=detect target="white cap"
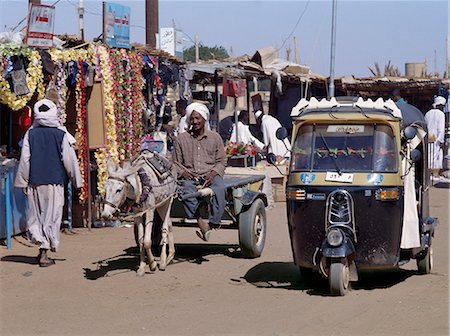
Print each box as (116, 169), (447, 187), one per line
(432, 96), (446, 108)
(255, 110), (263, 118)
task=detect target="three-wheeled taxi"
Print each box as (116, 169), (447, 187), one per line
(273, 97), (438, 295)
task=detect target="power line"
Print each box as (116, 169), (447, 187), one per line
(278, 0), (311, 52)
(10, 0), (63, 32)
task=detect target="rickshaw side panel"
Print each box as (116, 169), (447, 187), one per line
(287, 186), (404, 270)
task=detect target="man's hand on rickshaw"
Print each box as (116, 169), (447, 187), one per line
(181, 169), (194, 180)
(205, 170), (218, 186)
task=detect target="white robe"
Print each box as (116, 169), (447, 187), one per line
(177, 115), (188, 134)
(260, 115), (291, 157)
(230, 121), (265, 150)
(424, 108), (445, 169)
(14, 131), (82, 251)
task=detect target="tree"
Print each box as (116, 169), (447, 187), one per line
(183, 45), (229, 62)
(368, 60), (401, 77)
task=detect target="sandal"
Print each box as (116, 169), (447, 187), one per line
(39, 259), (55, 267)
(196, 229), (212, 242)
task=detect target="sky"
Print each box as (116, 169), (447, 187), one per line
(1, 0), (449, 78)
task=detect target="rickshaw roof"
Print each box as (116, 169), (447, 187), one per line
(290, 97), (426, 130)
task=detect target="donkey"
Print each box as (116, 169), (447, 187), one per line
(101, 153), (177, 276)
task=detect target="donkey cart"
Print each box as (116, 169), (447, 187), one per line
(171, 174), (269, 258)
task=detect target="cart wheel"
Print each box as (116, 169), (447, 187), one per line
(329, 262), (349, 296)
(417, 246), (433, 274)
(238, 199), (266, 258)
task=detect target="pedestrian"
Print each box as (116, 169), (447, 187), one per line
(391, 89), (406, 104)
(230, 110), (265, 150)
(175, 99), (188, 135)
(14, 99), (82, 267)
(424, 96), (446, 177)
(173, 102), (227, 241)
(254, 110), (291, 161)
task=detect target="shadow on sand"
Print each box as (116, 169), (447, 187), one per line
(83, 242), (242, 280)
(242, 261), (416, 296)
(1, 255), (39, 265)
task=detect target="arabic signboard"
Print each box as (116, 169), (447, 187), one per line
(26, 4), (55, 48)
(104, 2), (130, 49)
(159, 27), (183, 59)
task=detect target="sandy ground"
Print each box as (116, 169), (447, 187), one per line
(1, 185), (448, 336)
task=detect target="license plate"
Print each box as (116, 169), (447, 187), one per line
(325, 172), (354, 183)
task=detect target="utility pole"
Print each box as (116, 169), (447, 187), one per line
(195, 34), (199, 62)
(78, 0), (85, 41)
(286, 47), (291, 62)
(145, 0), (158, 48)
(434, 49), (437, 77)
(329, 0), (337, 98)
(446, 35), (449, 79)
(294, 36), (299, 64)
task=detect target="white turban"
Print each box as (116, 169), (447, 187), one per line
(255, 110), (263, 118)
(186, 102), (210, 129)
(33, 99), (60, 128)
(432, 96), (446, 108)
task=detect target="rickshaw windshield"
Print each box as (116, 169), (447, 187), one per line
(291, 124), (398, 172)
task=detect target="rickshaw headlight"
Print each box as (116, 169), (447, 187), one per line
(327, 229), (344, 247)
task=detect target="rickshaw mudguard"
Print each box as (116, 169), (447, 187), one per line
(240, 190), (268, 207)
(321, 237), (355, 258)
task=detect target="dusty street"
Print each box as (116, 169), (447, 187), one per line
(1, 185), (448, 336)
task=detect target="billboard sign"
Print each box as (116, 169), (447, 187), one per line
(159, 27), (183, 59)
(26, 4), (55, 48)
(105, 2), (130, 49)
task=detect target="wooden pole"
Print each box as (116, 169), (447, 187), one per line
(294, 36), (299, 64)
(146, 0), (159, 48)
(102, 2), (106, 43)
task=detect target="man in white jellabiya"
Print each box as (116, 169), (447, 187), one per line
(15, 99), (81, 267)
(424, 96), (446, 178)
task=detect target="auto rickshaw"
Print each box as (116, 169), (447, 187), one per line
(271, 96), (438, 295)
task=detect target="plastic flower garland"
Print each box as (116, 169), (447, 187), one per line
(95, 46), (119, 196)
(0, 48), (45, 110)
(128, 51), (144, 156)
(225, 142), (258, 157)
(75, 59), (89, 203)
(53, 60), (68, 123)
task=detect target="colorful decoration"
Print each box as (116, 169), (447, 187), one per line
(75, 59), (89, 203)
(315, 147), (374, 159)
(225, 142), (257, 157)
(0, 48), (45, 110)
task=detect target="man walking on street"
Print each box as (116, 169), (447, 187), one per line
(425, 96), (446, 178)
(15, 99), (82, 267)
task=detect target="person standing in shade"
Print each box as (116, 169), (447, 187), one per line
(173, 102), (227, 241)
(391, 89), (407, 104)
(254, 110), (291, 161)
(15, 99), (82, 267)
(425, 96), (446, 178)
(175, 99), (188, 135)
(230, 110), (265, 151)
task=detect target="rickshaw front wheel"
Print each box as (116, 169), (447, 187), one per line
(417, 246), (433, 274)
(329, 261), (350, 296)
(238, 199), (267, 258)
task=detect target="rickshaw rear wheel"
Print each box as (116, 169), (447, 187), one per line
(238, 199), (267, 258)
(417, 246), (433, 274)
(329, 261), (350, 296)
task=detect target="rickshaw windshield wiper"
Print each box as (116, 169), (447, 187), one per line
(319, 132), (342, 175)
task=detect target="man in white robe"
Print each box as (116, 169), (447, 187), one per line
(424, 96), (446, 176)
(230, 110), (265, 150)
(15, 99), (82, 267)
(255, 110), (291, 159)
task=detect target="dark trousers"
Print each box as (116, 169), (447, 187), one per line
(180, 175), (226, 225)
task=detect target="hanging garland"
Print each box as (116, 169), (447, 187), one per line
(0, 48), (45, 111)
(95, 46), (119, 196)
(129, 51), (144, 156)
(75, 59), (89, 203)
